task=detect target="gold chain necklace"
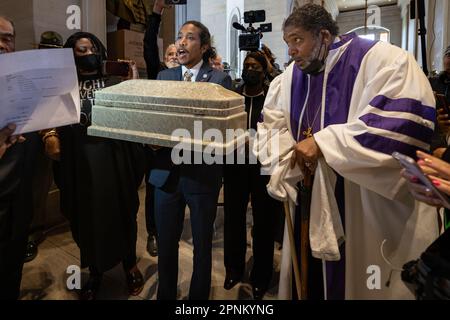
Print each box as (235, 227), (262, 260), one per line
(302, 102), (321, 138)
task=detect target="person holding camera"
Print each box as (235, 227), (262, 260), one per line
(260, 44), (282, 84)
(55, 32), (146, 300)
(223, 51), (282, 300)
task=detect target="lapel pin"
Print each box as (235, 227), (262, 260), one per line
(203, 74), (207, 79)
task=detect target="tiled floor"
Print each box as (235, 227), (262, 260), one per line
(20, 186), (282, 300)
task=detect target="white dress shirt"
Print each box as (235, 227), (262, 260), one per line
(181, 60), (204, 82)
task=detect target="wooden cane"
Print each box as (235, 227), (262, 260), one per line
(300, 171), (312, 300)
(283, 201), (302, 300)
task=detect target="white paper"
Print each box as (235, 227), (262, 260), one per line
(0, 48), (80, 134)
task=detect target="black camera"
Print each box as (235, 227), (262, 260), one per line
(233, 10), (272, 52)
(244, 10), (265, 23)
(165, 0), (187, 5)
(238, 34), (260, 52)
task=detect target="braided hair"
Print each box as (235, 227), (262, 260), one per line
(64, 32), (107, 59)
(182, 20), (215, 63)
(244, 51), (268, 73)
(64, 32), (107, 75)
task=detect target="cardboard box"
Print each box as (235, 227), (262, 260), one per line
(107, 29), (146, 70)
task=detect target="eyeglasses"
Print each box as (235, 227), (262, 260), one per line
(0, 32), (14, 44)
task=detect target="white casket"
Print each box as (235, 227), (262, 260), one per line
(88, 79), (247, 154)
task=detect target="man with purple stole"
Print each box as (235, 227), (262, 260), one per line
(255, 4), (438, 299)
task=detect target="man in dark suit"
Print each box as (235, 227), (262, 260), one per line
(151, 20), (231, 300)
(1, 16), (39, 299)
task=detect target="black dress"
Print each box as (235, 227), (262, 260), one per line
(223, 85), (283, 290)
(56, 75), (146, 273)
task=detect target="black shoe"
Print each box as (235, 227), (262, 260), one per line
(79, 275), (102, 300)
(223, 271), (242, 290)
(146, 234), (158, 257)
(24, 241), (38, 263)
(252, 286), (267, 300)
(126, 268), (144, 296)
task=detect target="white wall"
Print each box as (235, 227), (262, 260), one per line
(426, 0), (450, 73)
(200, 0), (229, 65)
(0, 0), (107, 51)
(33, 0), (82, 47)
(245, 0), (291, 68)
(34, 0), (104, 48)
(181, 0), (341, 76)
(399, 0), (450, 74)
(175, 0), (201, 35)
(81, 0), (106, 46)
(447, 2), (450, 51)
(337, 5), (402, 48)
(188, 0), (202, 21)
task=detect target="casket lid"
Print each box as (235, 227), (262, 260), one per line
(95, 79), (244, 109)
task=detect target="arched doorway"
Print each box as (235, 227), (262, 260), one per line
(348, 26), (391, 43)
(228, 8), (241, 79)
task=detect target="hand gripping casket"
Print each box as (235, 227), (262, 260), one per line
(88, 79), (247, 153)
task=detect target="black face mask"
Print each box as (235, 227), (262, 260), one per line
(301, 41), (328, 76)
(242, 70), (263, 86)
(75, 54), (102, 72)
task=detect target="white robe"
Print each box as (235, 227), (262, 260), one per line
(256, 37), (439, 299)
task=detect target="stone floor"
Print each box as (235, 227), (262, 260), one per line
(19, 186), (282, 300)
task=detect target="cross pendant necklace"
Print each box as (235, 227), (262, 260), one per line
(302, 127), (313, 138)
(302, 102), (321, 138)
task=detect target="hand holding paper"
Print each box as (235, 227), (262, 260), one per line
(0, 48), (81, 134)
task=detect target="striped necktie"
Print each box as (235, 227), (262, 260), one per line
(183, 70), (193, 82)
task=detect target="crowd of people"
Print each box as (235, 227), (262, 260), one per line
(1, 1), (450, 300)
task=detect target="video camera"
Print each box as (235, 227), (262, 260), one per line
(165, 0), (187, 4)
(232, 10), (272, 52)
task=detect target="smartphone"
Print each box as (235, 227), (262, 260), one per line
(392, 151), (450, 208)
(102, 61), (130, 77)
(165, 0), (187, 5)
(435, 93), (450, 115)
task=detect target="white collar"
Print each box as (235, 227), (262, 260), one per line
(243, 87), (265, 98)
(181, 60), (204, 82)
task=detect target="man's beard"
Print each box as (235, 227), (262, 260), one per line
(165, 60), (179, 69)
(300, 41), (327, 76)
